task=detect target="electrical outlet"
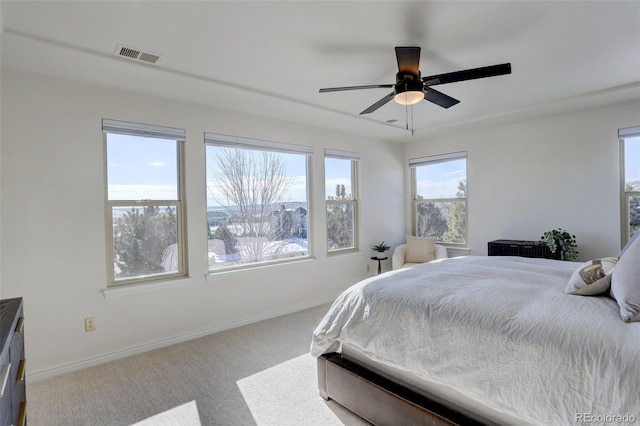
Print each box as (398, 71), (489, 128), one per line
(366, 264), (371, 273)
(85, 317), (96, 332)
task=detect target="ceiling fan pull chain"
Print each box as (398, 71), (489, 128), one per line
(411, 105), (415, 136)
(405, 103), (409, 131)
(405, 84), (409, 131)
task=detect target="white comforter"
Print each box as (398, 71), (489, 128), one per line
(311, 256), (640, 425)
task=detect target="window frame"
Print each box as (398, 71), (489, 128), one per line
(103, 119), (188, 287)
(204, 132), (313, 272)
(620, 126), (640, 248)
(324, 149), (360, 254)
(410, 151), (468, 247)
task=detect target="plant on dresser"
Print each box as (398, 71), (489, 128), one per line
(540, 228), (579, 261)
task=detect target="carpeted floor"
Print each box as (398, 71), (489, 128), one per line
(27, 304), (370, 426)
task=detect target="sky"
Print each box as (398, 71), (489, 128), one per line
(107, 134), (178, 200)
(625, 136), (640, 183)
(324, 157), (353, 199)
(106, 134), (639, 205)
(415, 158), (466, 199)
(107, 135), (348, 206)
(205, 145), (311, 207)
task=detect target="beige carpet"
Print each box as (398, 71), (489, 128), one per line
(27, 304), (370, 426)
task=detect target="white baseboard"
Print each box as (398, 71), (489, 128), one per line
(28, 297), (334, 383)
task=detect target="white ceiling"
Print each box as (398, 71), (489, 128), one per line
(2, 1), (639, 143)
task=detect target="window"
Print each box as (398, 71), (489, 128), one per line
(620, 126), (640, 246)
(103, 119), (187, 286)
(205, 133), (312, 270)
(325, 149), (359, 252)
(410, 152), (468, 245)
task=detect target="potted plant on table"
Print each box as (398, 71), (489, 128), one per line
(371, 241), (391, 274)
(540, 228), (579, 261)
(371, 241), (391, 258)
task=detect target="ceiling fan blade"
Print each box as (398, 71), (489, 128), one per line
(395, 46), (421, 75)
(423, 63), (512, 86)
(424, 87), (460, 109)
(360, 92), (395, 115)
(319, 84), (393, 93)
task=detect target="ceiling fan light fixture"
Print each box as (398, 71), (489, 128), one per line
(393, 77), (424, 105)
(394, 90), (424, 106)
(318, 46), (511, 117)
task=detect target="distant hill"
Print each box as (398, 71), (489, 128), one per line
(207, 201), (308, 212)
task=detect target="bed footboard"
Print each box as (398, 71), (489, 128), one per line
(317, 353), (486, 426)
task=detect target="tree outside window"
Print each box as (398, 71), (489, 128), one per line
(412, 153), (468, 246)
(325, 152), (359, 253)
(103, 119), (186, 286)
(621, 128), (640, 245)
(205, 135), (311, 270)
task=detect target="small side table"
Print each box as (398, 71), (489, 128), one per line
(370, 256), (388, 274)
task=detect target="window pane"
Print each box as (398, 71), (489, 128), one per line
(112, 205), (179, 279)
(416, 200), (466, 243)
(415, 158), (466, 199)
(629, 195), (640, 238)
(325, 158), (353, 199)
(623, 136), (640, 243)
(107, 134), (178, 200)
(206, 146), (309, 269)
(414, 154), (467, 245)
(625, 136), (640, 188)
(327, 203), (355, 250)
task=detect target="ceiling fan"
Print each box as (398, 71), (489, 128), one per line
(319, 46), (511, 115)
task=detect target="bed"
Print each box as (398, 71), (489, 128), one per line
(311, 255), (640, 425)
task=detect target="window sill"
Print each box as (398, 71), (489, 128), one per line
(206, 256), (315, 281)
(101, 276), (195, 299)
(327, 248), (361, 257)
(445, 246), (471, 257)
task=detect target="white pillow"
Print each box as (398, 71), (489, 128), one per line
(620, 231), (640, 257)
(405, 235), (436, 264)
(564, 257), (617, 295)
(611, 234), (640, 322)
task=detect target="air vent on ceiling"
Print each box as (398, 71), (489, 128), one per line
(114, 44), (163, 64)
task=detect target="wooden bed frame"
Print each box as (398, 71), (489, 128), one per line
(317, 352), (489, 426)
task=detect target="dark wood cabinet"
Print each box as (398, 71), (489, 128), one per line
(487, 239), (561, 260)
(1, 298), (26, 426)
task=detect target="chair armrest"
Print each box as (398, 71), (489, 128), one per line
(393, 243), (447, 270)
(391, 244), (406, 270)
(435, 244), (448, 259)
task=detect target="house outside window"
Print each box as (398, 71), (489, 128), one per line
(205, 133), (312, 270)
(410, 152), (468, 246)
(620, 126), (640, 247)
(325, 149), (359, 253)
(103, 119), (187, 287)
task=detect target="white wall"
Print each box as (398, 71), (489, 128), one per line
(0, 3), (4, 296)
(0, 69), (405, 379)
(8, 66), (635, 380)
(404, 101), (640, 260)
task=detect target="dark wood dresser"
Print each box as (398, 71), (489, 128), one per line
(0, 298), (26, 426)
(488, 239), (561, 260)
